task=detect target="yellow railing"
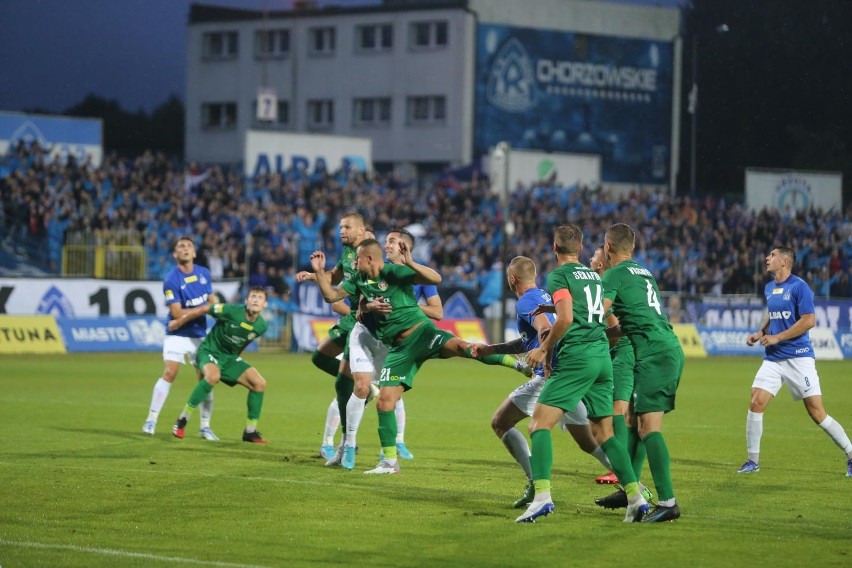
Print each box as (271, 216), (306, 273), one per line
(63, 245), (146, 279)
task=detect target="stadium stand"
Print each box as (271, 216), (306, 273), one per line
(2, 140), (851, 298)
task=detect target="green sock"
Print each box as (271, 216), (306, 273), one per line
(643, 431), (675, 501)
(247, 390), (264, 422)
(477, 353), (516, 369)
(529, 429), (553, 486)
(187, 380), (214, 409)
(312, 351), (341, 377)
(600, 436), (637, 487)
(335, 373), (354, 431)
(612, 414), (628, 447)
(246, 418), (258, 433)
(628, 426), (647, 479)
(377, 409), (397, 459)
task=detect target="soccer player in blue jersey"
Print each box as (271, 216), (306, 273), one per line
(738, 245), (852, 477)
(482, 256), (613, 509)
(142, 236), (218, 439)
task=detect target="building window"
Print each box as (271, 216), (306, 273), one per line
(353, 98), (391, 127)
(409, 21), (448, 49)
(307, 99), (334, 129)
(202, 102), (237, 130)
(255, 29), (290, 58)
(407, 96), (445, 125)
(203, 31), (239, 59)
(252, 99), (290, 128)
(309, 27), (336, 55)
(356, 24), (393, 52)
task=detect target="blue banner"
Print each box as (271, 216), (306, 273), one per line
(58, 317), (165, 352)
(697, 327), (762, 357)
(474, 24), (673, 184)
(688, 297), (852, 332)
(0, 112), (101, 147)
(57, 316), (258, 353)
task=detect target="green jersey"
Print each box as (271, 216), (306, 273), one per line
(545, 262), (608, 354)
(201, 303), (267, 356)
(342, 263), (430, 345)
(601, 259), (679, 358)
(334, 245), (359, 329)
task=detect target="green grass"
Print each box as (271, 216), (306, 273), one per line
(0, 353), (850, 567)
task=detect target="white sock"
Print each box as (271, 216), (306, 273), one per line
(395, 398), (406, 443)
(746, 410), (763, 463)
(323, 398), (340, 445)
(344, 394), (367, 447)
(146, 378), (171, 423)
(502, 428), (532, 480)
(199, 391), (214, 429)
(591, 446), (612, 471)
(818, 415), (852, 456)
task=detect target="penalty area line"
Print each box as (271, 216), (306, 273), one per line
(0, 539), (271, 568)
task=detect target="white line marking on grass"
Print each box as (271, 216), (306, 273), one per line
(0, 539), (271, 568)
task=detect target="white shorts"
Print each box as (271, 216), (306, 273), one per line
(510, 374), (589, 427)
(348, 322), (389, 376)
(752, 358), (821, 401)
(163, 335), (203, 365)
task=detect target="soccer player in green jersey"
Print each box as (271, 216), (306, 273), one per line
(171, 287), (270, 443)
(590, 246), (649, 495)
(511, 224), (649, 523)
(296, 212), (368, 461)
(310, 238), (481, 475)
(601, 223), (685, 522)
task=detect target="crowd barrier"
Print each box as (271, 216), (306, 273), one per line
(3, 313), (851, 358)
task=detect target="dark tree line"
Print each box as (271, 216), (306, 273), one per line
(27, 94), (185, 160)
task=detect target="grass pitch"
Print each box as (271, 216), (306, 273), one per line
(0, 353), (850, 567)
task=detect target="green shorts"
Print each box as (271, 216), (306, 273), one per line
(632, 345), (684, 413)
(328, 314), (357, 347)
(197, 347), (251, 387)
(539, 341), (613, 419)
(377, 322), (456, 391)
(611, 339), (635, 402)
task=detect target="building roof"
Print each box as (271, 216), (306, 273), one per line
(188, 1), (469, 24)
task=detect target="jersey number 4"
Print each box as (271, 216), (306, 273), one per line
(646, 280), (662, 315)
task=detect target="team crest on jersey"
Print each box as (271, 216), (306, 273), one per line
(783, 291), (791, 300)
(200, 275), (208, 285)
(248, 332), (256, 341)
(378, 281), (388, 291)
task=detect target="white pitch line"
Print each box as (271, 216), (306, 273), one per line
(0, 539), (271, 568)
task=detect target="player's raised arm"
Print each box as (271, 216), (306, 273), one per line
(311, 251), (351, 304)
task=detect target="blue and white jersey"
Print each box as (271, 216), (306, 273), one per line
(763, 274), (815, 361)
(163, 265), (213, 339)
(516, 287), (557, 374)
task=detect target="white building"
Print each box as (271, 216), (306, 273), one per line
(186, 0), (681, 187)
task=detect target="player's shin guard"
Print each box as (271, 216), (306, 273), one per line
(247, 390), (264, 422)
(601, 436), (637, 486)
(643, 431), (674, 502)
(312, 350), (341, 377)
(187, 380), (214, 408)
(378, 409), (398, 460)
(335, 373), (354, 431)
(628, 426), (647, 478)
(529, 429), (554, 486)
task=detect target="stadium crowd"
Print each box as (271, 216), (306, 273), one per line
(2, 140), (852, 300)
